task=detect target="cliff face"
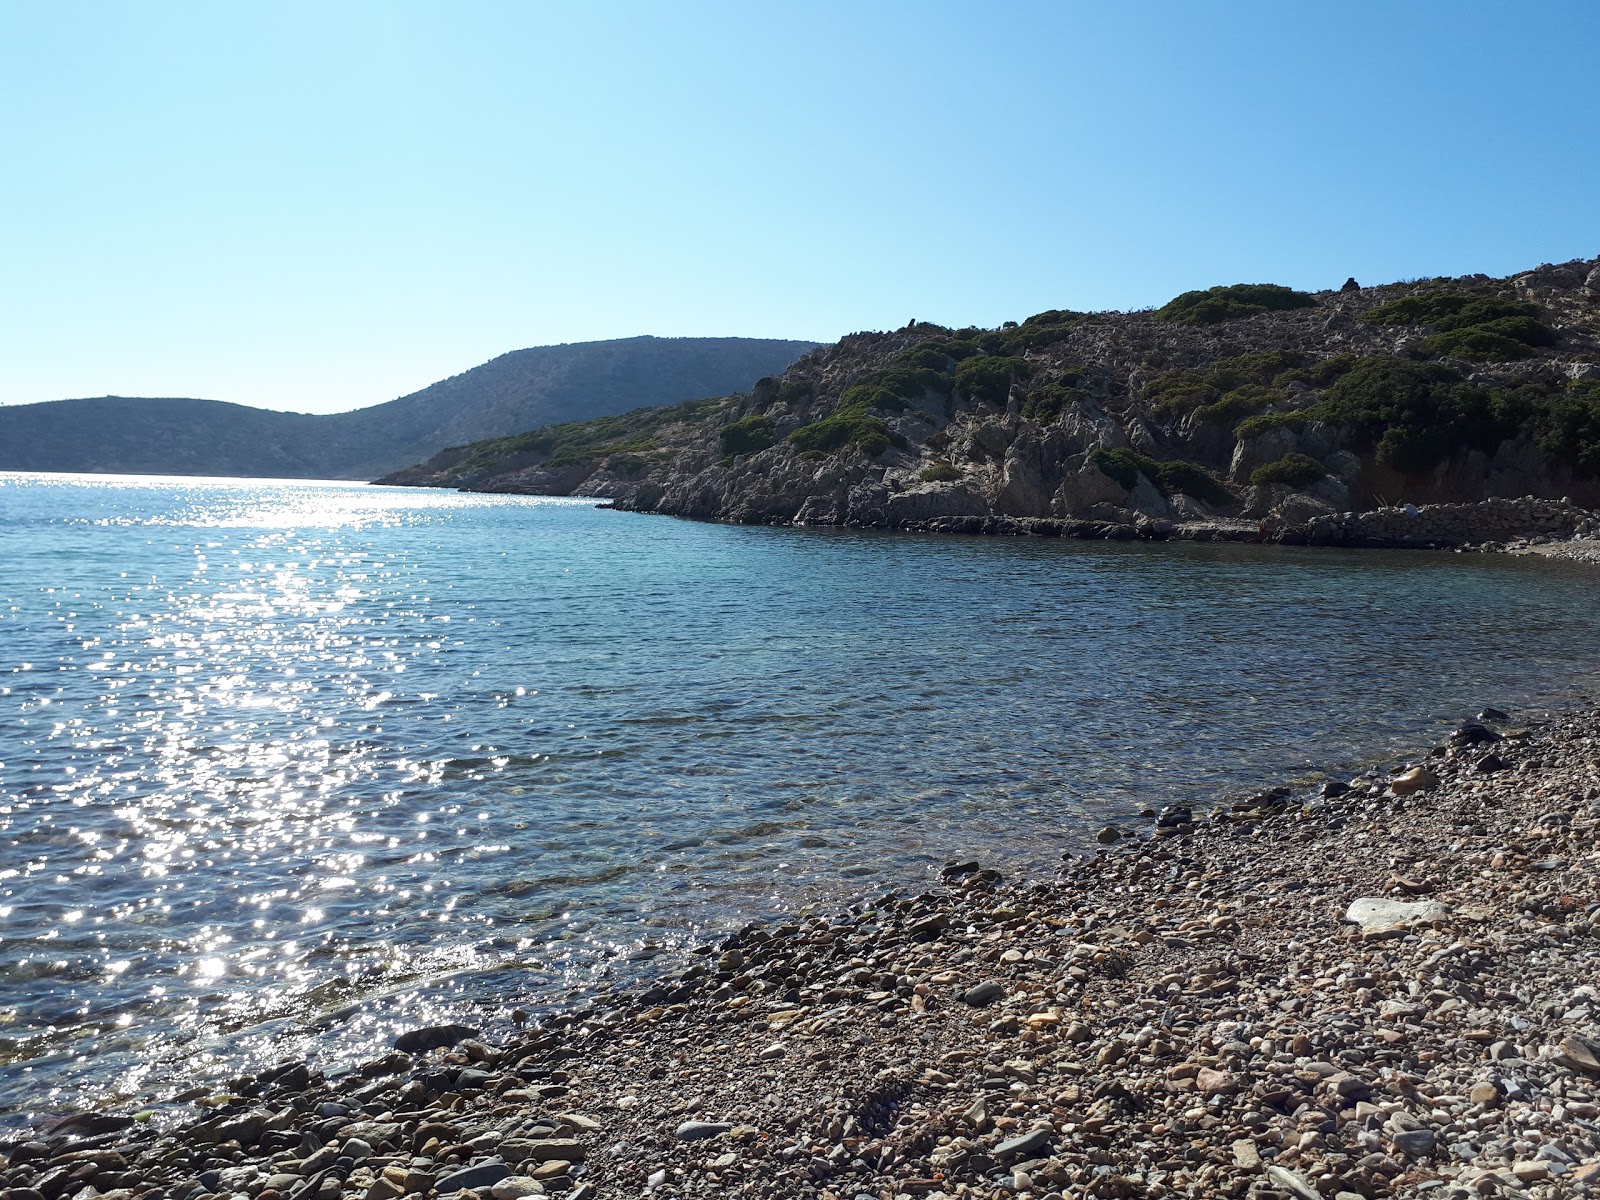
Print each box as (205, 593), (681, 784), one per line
(382, 260), (1600, 532)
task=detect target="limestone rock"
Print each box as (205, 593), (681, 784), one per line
(1345, 896), (1450, 935)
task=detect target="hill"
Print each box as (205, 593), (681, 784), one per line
(380, 259), (1600, 543)
(0, 336), (818, 479)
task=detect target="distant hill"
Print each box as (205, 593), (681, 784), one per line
(0, 336), (818, 479)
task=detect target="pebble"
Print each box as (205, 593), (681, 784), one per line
(20, 705), (1600, 1200)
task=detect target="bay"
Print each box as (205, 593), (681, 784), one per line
(1, 470), (1597, 1120)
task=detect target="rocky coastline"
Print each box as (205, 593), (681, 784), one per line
(6, 708), (1600, 1200)
(379, 257), (1600, 546)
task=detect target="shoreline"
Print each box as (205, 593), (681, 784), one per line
(4, 708), (1598, 1198)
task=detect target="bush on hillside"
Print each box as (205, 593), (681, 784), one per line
(1249, 452), (1327, 487)
(1153, 284), (1317, 326)
(719, 414), (778, 456)
(1237, 356), (1514, 474)
(1144, 350), (1306, 417)
(894, 343), (951, 371)
(1534, 382), (1600, 474)
(1090, 447), (1234, 506)
(774, 379), (815, 405)
(1423, 327), (1535, 362)
(1363, 291), (1554, 361)
(954, 355), (1031, 404)
(918, 462), (963, 482)
(1021, 383), (1090, 424)
(1193, 384), (1278, 426)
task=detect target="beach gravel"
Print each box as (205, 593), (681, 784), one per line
(5, 710), (1600, 1198)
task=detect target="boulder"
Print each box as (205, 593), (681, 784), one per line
(1230, 426), (1300, 483)
(1055, 461), (1128, 516)
(1270, 493), (1337, 526)
(1126, 475), (1171, 518)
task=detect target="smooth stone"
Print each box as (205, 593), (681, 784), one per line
(489, 1179), (544, 1199)
(434, 1162), (510, 1194)
(993, 1128), (1053, 1162)
(1264, 1165), (1321, 1200)
(393, 1024), (479, 1054)
(1390, 766), (1439, 795)
(961, 981), (1006, 1007)
(1555, 1033), (1600, 1074)
(1391, 1128), (1436, 1157)
(674, 1122), (732, 1142)
(1345, 896), (1449, 934)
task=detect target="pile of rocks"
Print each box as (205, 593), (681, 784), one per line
(1294, 497), (1597, 550)
(5, 712), (1600, 1200)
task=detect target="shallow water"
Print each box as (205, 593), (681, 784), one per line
(1, 471), (1598, 1121)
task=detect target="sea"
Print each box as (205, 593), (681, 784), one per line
(2, 471), (1598, 1124)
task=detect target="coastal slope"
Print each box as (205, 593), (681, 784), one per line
(0, 336), (817, 479)
(382, 259), (1600, 541)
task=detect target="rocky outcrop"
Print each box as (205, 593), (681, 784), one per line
(385, 255), (1600, 536)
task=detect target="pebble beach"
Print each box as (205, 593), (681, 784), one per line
(5, 701), (1600, 1200)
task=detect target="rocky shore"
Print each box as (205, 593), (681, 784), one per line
(6, 711), (1600, 1200)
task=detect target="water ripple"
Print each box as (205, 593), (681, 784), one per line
(2, 470), (1599, 1121)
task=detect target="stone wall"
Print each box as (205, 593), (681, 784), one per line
(1294, 496), (1599, 548)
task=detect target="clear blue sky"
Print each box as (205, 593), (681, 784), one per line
(2, 1), (1596, 414)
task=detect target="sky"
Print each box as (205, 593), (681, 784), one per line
(2, 2), (1597, 415)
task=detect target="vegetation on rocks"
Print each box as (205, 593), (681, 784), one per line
(1534, 382), (1600, 474)
(450, 396), (725, 473)
(719, 414), (778, 457)
(917, 462), (963, 482)
(954, 355), (1030, 404)
(1238, 358), (1521, 473)
(786, 386), (902, 457)
(1250, 451), (1328, 488)
(1091, 447), (1234, 507)
(1362, 292), (1557, 362)
(1145, 351), (1359, 424)
(1153, 283), (1317, 326)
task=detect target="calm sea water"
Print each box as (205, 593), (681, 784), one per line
(2, 472), (1599, 1121)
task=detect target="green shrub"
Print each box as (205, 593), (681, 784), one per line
(1021, 384), (1089, 423)
(719, 414), (778, 456)
(854, 365), (951, 400)
(1424, 327), (1535, 362)
(1249, 453), (1327, 487)
(1090, 447), (1233, 506)
(1272, 353), (1360, 388)
(1022, 308), (1081, 327)
(954, 355), (1031, 404)
(894, 343), (951, 371)
(1364, 292), (1553, 360)
(788, 413), (893, 456)
(1361, 292), (1537, 328)
(839, 383), (911, 414)
(1145, 350), (1305, 417)
(774, 379), (815, 405)
(1193, 385), (1278, 425)
(918, 462), (963, 482)
(1234, 410), (1311, 440)
(1237, 356), (1513, 474)
(1153, 284), (1317, 326)
(785, 382), (907, 457)
(1534, 382), (1600, 474)
(1360, 291), (1478, 326)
